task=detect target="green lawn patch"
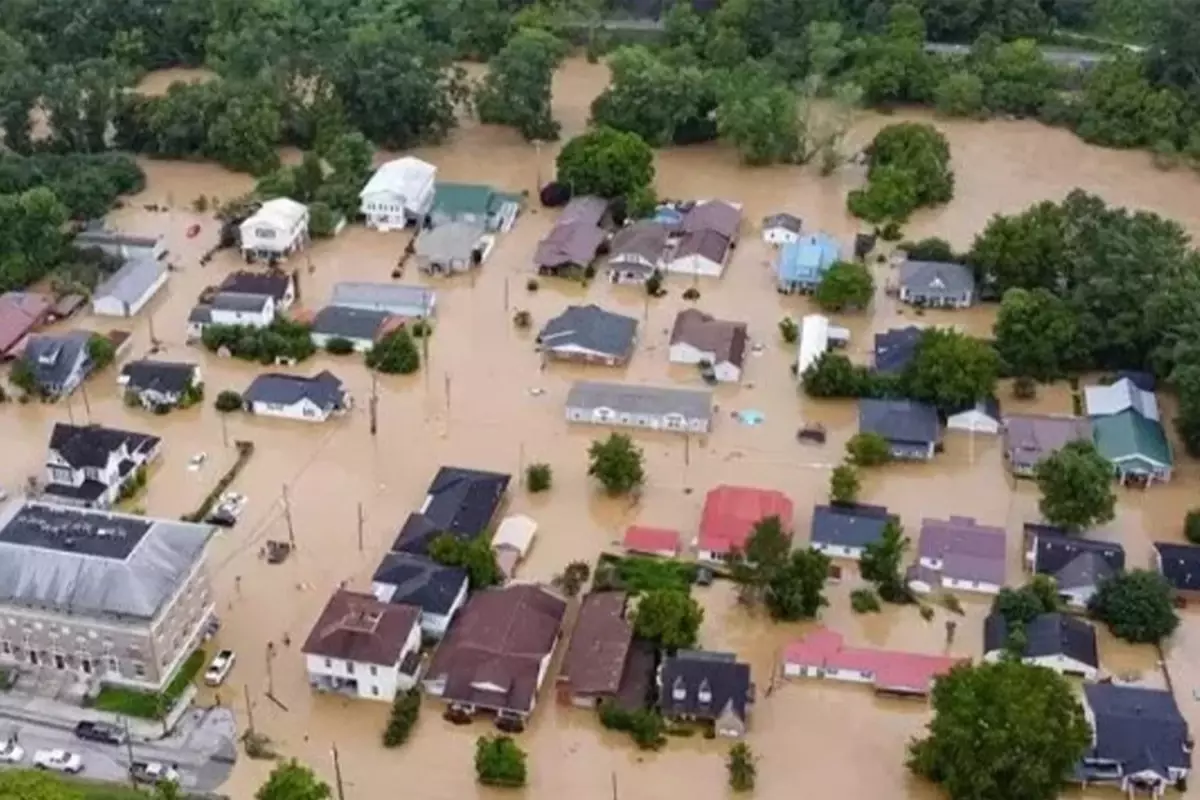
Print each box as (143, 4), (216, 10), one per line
(594, 553), (696, 594)
(93, 649), (206, 720)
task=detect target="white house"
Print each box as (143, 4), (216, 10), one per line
(243, 370), (348, 422)
(795, 314), (850, 378)
(302, 590), (424, 702)
(187, 292), (277, 340)
(761, 213), (803, 246)
(42, 423), (162, 509)
(946, 398), (1002, 435)
(118, 360), (202, 411)
(983, 613), (1099, 680)
(239, 198), (310, 261)
(360, 157), (437, 231)
(92, 257), (168, 317)
(492, 514), (537, 581)
(329, 282), (437, 319)
(668, 309), (748, 383)
(565, 380), (714, 434)
(666, 230), (730, 277)
(371, 552), (469, 640)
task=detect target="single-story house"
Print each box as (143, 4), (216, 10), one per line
(330, 282), (436, 319)
(898, 261), (976, 308)
(537, 304), (638, 366)
(782, 626), (964, 697)
(809, 503), (896, 560)
(1077, 683), (1191, 796)
(1153, 542), (1200, 603)
(698, 485), (794, 563)
(622, 526), (681, 558)
(680, 200), (741, 241)
(310, 306), (393, 352)
(92, 257), (168, 317)
(414, 220), (489, 275)
(428, 182), (521, 231)
(761, 212), (803, 246)
(565, 381), (713, 434)
(0, 292), (52, 359)
(607, 221), (668, 284)
(219, 271), (296, 310)
(658, 650), (753, 738)
(1025, 525), (1124, 609)
(240, 197), (309, 261)
(983, 612), (1099, 679)
(187, 292), (276, 340)
(1091, 409), (1173, 485)
(117, 360), (202, 411)
(534, 196), (608, 275)
(1084, 377), (1159, 420)
(360, 157), (437, 230)
(906, 515), (1007, 595)
(243, 370), (348, 422)
(775, 233), (840, 293)
(492, 514), (537, 581)
(666, 229), (731, 277)
(946, 398), (1002, 435)
(873, 327), (923, 375)
(21, 331), (94, 398)
(795, 314), (850, 378)
(556, 591), (633, 708)
(1002, 414), (1092, 477)
(74, 229), (164, 261)
(391, 467), (511, 555)
(371, 552), (469, 640)
(668, 309), (748, 383)
(858, 399), (941, 461)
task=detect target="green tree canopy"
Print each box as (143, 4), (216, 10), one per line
(1088, 569), (1180, 644)
(631, 589), (704, 649)
(429, 534), (501, 589)
(475, 28), (566, 141)
(1034, 440), (1116, 532)
(587, 433), (646, 495)
(0, 770), (82, 800)
(814, 260), (874, 311)
(829, 463), (860, 504)
(714, 63), (804, 165)
(257, 760), (331, 800)
(590, 46), (711, 147)
(846, 431), (892, 466)
(904, 328), (999, 413)
(992, 287), (1082, 381)
(556, 126), (655, 199)
(475, 735), (527, 787)
(366, 328), (420, 375)
(991, 575), (1061, 625)
(859, 518), (910, 601)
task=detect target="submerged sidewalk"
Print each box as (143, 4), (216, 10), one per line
(0, 684), (196, 741)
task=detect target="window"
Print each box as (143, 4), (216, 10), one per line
(369, 665), (377, 676)
(107, 657), (118, 673)
(0, 641), (9, 655)
(325, 658), (332, 668)
(345, 661), (355, 674)
(133, 662), (146, 678)
(371, 686), (379, 696)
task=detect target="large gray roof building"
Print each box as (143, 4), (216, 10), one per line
(565, 380), (713, 434)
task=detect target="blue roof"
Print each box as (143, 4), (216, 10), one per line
(776, 233), (840, 283)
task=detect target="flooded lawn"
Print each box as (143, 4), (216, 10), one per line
(3, 56), (1200, 798)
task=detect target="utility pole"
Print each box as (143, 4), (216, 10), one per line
(148, 313), (158, 348)
(444, 373), (452, 417)
(243, 683), (256, 736)
(503, 277), (509, 312)
(220, 413), (229, 448)
(356, 502), (364, 553)
(122, 717), (136, 787)
(518, 443), (525, 487)
(331, 743), (347, 800)
(79, 383), (92, 422)
(265, 641), (276, 698)
(282, 485), (296, 549)
(369, 372), (378, 437)
(65, 393), (76, 425)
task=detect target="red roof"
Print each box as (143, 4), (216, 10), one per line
(698, 485), (794, 555)
(0, 292), (51, 357)
(623, 526), (681, 555)
(783, 626), (965, 694)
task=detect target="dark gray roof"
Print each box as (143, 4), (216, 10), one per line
(608, 221), (668, 264)
(810, 503), (895, 548)
(859, 399), (940, 445)
(763, 213), (802, 233)
(1054, 551), (1118, 591)
(1026, 525), (1125, 576)
(120, 360), (197, 395)
(243, 370), (345, 411)
(537, 304), (638, 359)
(659, 650), (752, 723)
(1083, 683), (1190, 777)
(211, 292), (271, 313)
(23, 331), (91, 392)
(188, 306), (213, 324)
(424, 467), (510, 539)
(391, 512), (443, 557)
(372, 552), (468, 616)
(984, 612), (1098, 667)
(899, 261), (976, 297)
(873, 327), (923, 374)
(1154, 542), (1200, 592)
(219, 271), (291, 301)
(49, 423), (160, 469)
(311, 305), (390, 341)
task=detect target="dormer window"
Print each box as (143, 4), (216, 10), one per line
(698, 679), (712, 705)
(671, 676), (687, 702)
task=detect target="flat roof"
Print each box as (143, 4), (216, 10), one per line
(0, 503), (151, 559)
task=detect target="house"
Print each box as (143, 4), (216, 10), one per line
(1117, 370), (1156, 393)
(775, 233), (840, 293)
(557, 195), (609, 229)
(360, 157), (437, 230)
(414, 221), (489, 275)
(310, 306), (393, 353)
(91, 257), (168, 317)
(622, 526), (681, 558)
(557, 591), (633, 707)
(898, 261), (976, 308)
(534, 196), (608, 275)
(858, 399), (941, 461)
(983, 612), (1099, 678)
(219, 271), (296, 310)
(187, 292), (276, 340)
(698, 485), (794, 563)
(1078, 683), (1191, 796)
(492, 514), (537, 581)
(239, 198), (310, 261)
(371, 552), (469, 640)
(0, 501), (215, 691)
(243, 370), (348, 422)
(658, 650), (753, 737)
(1153, 542), (1200, 602)
(873, 327), (923, 375)
(1091, 410), (1173, 485)
(565, 381), (714, 434)
(392, 467), (511, 555)
(809, 503), (896, 560)
(1084, 378), (1159, 420)
(946, 398), (1002, 435)
(329, 282), (436, 320)
(21, 331), (94, 398)
(668, 309), (748, 383)
(1003, 414), (1092, 477)
(667, 229), (731, 277)
(906, 516), (1007, 595)
(428, 182), (521, 231)
(423, 583), (567, 723)
(73, 229), (164, 261)
(118, 360), (202, 411)
(680, 200), (741, 240)
(0, 292), (52, 359)
(43, 423), (161, 508)
(301, 590), (423, 701)
(1025, 525), (1124, 609)
(606, 222), (668, 284)
(761, 213), (803, 246)
(796, 314), (850, 378)
(782, 627), (964, 697)
(537, 305), (638, 366)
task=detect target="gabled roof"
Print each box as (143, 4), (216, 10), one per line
(415, 221), (485, 263)
(210, 292), (271, 313)
(783, 626), (963, 694)
(659, 650), (752, 722)
(242, 198), (307, 232)
(608, 221), (668, 264)
(623, 526), (680, 555)
(559, 196), (608, 227)
(1084, 378), (1159, 421)
(23, 331), (91, 390)
(537, 304), (638, 359)
(810, 503), (895, 549)
(492, 515), (536, 557)
(301, 590), (420, 666)
(1054, 551), (1118, 591)
(219, 271), (292, 301)
(1091, 409), (1172, 468)
(0, 292), (51, 355)
(119, 360), (198, 396)
(1003, 415), (1093, 472)
(330, 282), (435, 316)
(423, 466), (511, 540)
(947, 397), (1001, 423)
(762, 213), (802, 233)
(371, 552), (467, 616)
(915, 516), (1006, 585)
(391, 512), (444, 557)
(49, 423), (160, 469)
(559, 591), (633, 697)
(699, 485), (793, 555)
(431, 183), (500, 217)
(776, 233), (840, 283)
(243, 370), (345, 411)
(360, 157), (436, 201)
(899, 261), (975, 296)
(93, 257), (166, 308)
(1155, 542), (1200, 592)
(535, 222), (606, 268)
(673, 229), (730, 265)
(983, 612), (1098, 667)
(1027, 526), (1124, 579)
(873, 326), (923, 374)
(311, 306), (391, 342)
(681, 200), (741, 239)
(566, 381), (713, 421)
(1083, 683), (1190, 777)
(859, 399), (940, 445)
(669, 309), (748, 369)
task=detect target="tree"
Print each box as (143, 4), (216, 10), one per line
(851, 5), (938, 107)
(475, 28), (566, 141)
(846, 432), (891, 466)
(553, 561), (591, 597)
(849, 122), (954, 223)
(587, 433), (645, 495)
(908, 661), (1090, 800)
(714, 64), (804, 165)
(526, 463), (552, 492)
(591, 46), (711, 147)
(903, 237), (956, 262)
(729, 515), (793, 603)
(383, 690), (420, 747)
(992, 288), (1082, 381)
(972, 38), (1056, 117)
(214, 390), (244, 412)
(204, 82), (283, 175)
(631, 589), (703, 649)
(321, 131), (374, 183)
(256, 760), (331, 800)
(475, 735), (527, 787)
(86, 334), (116, 371)
(727, 743), (757, 792)
(778, 317), (799, 343)
(1076, 55), (1183, 149)
(860, 519), (910, 601)
(814, 260), (874, 311)
(1186, 508), (1200, 545)
(366, 328), (420, 375)
(556, 127), (655, 199)
(904, 328), (999, 413)
(830, 463), (860, 504)
(1088, 569), (1180, 644)
(846, 164), (920, 224)
(802, 352), (872, 398)
(934, 70), (985, 117)
(966, 200), (1066, 296)
(1034, 440), (1116, 532)
(765, 549), (831, 620)
(992, 575), (1061, 625)
(429, 534), (501, 589)
(600, 702), (667, 749)
(0, 770), (82, 800)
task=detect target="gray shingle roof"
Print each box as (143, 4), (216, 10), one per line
(899, 261), (975, 298)
(93, 257), (166, 308)
(537, 304), (638, 359)
(859, 399), (940, 445)
(659, 650), (752, 723)
(1083, 684), (1190, 777)
(243, 370), (345, 411)
(984, 612), (1098, 667)
(330, 282), (436, 316)
(119, 360), (198, 396)
(810, 503), (895, 548)
(762, 213), (802, 233)
(210, 292), (271, 313)
(311, 306), (390, 342)
(23, 331), (90, 392)
(414, 221), (485, 263)
(1084, 378), (1160, 421)
(566, 380), (713, 421)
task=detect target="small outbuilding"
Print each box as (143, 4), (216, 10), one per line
(91, 257), (168, 317)
(491, 514), (537, 580)
(946, 398), (1002, 435)
(761, 213), (803, 246)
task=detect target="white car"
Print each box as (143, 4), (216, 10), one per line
(131, 760), (181, 785)
(33, 749), (83, 773)
(204, 649), (236, 686)
(0, 741), (24, 763)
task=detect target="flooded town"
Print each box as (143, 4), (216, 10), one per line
(6, 43), (1200, 800)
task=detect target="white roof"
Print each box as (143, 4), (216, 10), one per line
(796, 315), (831, 375)
(360, 157), (437, 200)
(1084, 378), (1159, 421)
(241, 198), (308, 233)
(492, 514), (537, 557)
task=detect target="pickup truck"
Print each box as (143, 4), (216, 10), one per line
(74, 720), (126, 745)
(204, 649), (236, 686)
(130, 760), (181, 785)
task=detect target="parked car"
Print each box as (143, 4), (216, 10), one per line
(204, 649), (236, 686)
(33, 749), (83, 773)
(131, 760), (180, 785)
(0, 741), (24, 763)
(74, 720), (126, 745)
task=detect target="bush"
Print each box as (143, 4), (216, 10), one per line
(201, 318), (315, 364)
(1013, 375), (1037, 399)
(645, 270), (663, 296)
(309, 201), (339, 237)
(94, 649), (205, 719)
(366, 328), (420, 375)
(325, 337), (355, 355)
(901, 237), (956, 262)
(1186, 509), (1200, 545)
(513, 309), (533, 329)
(410, 320), (432, 338)
(475, 735), (527, 787)
(880, 221), (903, 241)
(851, 588), (881, 613)
(682, 287), (700, 301)
(846, 432), (892, 466)
(552, 561), (591, 596)
(778, 317), (799, 344)
(382, 690), (420, 747)
(526, 462), (552, 492)
(214, 390), (243, 412)
(526, 278), (540, 292)
(599, 701), (667, 750)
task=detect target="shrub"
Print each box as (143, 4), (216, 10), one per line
(645, 270), (663, 296)
(526, 462), (552, 492)
(1013, 375), (1037, 399)
(325, 337), (355, 355)
(851, 588), (881, 613)
(526, 278), (540, 292)
(846, 432), (892, 466)
(366, 328), (420, 375)
(214, 390), (243, 412)
(201, 318), (315, 364)
(682, 287), (700, 301)
(599, 701), (667, 750)
(880, 221), (902, 241)
(475, 735), (527, 787)
(552, 560), (591, 596)
(779, 317), (799, 344)
(513, 309), (533, 329)
(1186, 509), (1200, 545)
(382, 690), (421, 747)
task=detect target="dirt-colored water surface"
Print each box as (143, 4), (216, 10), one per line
(6, 59), (1200, 798)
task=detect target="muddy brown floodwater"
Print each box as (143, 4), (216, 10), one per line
(4, 58), (1199, 799)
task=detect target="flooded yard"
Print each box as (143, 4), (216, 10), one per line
(3, 57), (1199, 798)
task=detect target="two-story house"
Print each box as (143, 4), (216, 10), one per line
(360, 157), (437, 231)
(187, 293), (277, 341)
(117, 360), (203, 412)
(239, 198), (310, 262)
(43, 423), (161, 509)
(658, 650), (754, 738)
(20, 332), (94, 399)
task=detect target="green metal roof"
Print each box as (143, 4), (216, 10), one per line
(431, 183), (521, 217)
(1091, 409), (1172, 469)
